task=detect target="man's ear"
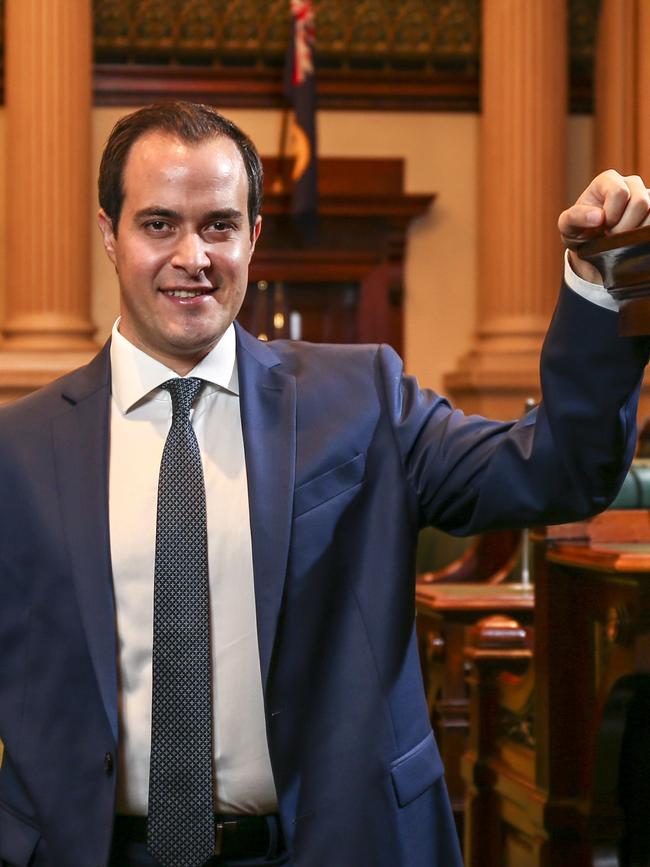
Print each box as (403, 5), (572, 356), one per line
(248, 215), (262, 261)
(97, 209), (118, 266)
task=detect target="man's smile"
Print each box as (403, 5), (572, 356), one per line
(159, 286), (217, 299)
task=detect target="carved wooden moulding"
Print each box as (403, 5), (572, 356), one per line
(579, 226), (650, 336)
(93, 0), (481, 62)
(87, 0), (595, 111)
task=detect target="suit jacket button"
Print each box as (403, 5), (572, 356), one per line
(104, 752), (114, 775)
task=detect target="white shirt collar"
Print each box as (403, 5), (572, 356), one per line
(110, 319), (238, 415)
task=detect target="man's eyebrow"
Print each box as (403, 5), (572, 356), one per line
(133, 207), (244, 222)
(203, 208), (244, 222)
(134, 207), (181, 221)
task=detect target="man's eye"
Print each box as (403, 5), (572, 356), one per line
(145, 220), (170, 232)
(209, 222), (230, 232)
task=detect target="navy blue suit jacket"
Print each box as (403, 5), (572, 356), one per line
(0, 284), (647, 866)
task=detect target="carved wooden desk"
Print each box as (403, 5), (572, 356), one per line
(415, 582), (534, 838)
(462, 512), (650, 867)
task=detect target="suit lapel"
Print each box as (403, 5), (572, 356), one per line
(236, 325), (296, 689)
(52, 345), (118, 742)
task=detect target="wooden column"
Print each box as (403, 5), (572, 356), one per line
(638, 1), (650, 181)
(0, 0), (97, 400)
(593, 0), (650, 180)
(445, 0), (567, 419)
(593, 0), (638, 175)
(593, 0), (650, 417)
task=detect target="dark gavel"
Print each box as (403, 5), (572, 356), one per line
(580, 226), (650, 335)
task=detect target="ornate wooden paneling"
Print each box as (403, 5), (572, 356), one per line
(93, 0), (481, 68)
(0, 0), (601, 110)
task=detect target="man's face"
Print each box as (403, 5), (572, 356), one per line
(98, 131), (261, 373)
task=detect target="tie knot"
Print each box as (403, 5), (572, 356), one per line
(161, 377), (203, 419)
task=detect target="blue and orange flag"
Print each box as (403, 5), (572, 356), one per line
(284, 0), (319, 233)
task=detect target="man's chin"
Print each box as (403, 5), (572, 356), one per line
(164, 319), (229, 350)
(159, 329), (226, 363)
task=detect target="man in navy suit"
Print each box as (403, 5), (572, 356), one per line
(0, 103), (647, 867)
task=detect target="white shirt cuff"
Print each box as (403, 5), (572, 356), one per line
(564, 249), (620, 312)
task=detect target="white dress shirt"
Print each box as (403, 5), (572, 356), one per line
(564, 248), (620, 311)
(109, 322), (277, 816)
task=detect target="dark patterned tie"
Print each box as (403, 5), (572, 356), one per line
(147, 377), (214, 867)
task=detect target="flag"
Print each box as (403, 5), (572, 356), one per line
(284, 0), (319, 233)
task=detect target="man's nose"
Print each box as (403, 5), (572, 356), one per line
(170, 232), (211, 276)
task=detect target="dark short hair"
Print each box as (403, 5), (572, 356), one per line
(98, 101), (263, 234)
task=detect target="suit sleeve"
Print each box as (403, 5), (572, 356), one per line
(379, 281), (650, 535)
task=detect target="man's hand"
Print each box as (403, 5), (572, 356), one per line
(558, 170), (650, 284)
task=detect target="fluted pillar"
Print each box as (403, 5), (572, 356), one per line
(445, 0), (567, 419)
(0, 0), (96, 398)
(593, 0), (650, 417)
(593, 0), (637, 175)
(638, 2), (650, 180)
(594, 0), (650, 180)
